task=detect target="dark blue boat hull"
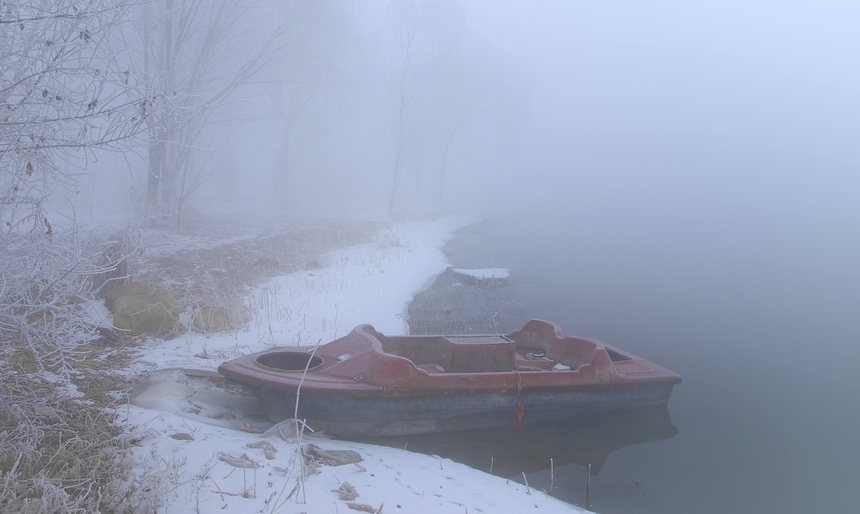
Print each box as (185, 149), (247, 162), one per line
(256, 382), (676, 436)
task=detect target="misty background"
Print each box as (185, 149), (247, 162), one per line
(38, 0), (525, 224)
(39, 0), (856, 236)
(4, 0), (859, 512)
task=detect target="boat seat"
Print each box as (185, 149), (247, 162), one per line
(515, 354), (556, 371)
(417, 363), (447, 374)
(515, 365), (546, 372)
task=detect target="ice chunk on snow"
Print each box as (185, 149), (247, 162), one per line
(452, 267), (510, 280)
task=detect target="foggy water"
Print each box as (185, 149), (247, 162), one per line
(438, 203), (860, 513)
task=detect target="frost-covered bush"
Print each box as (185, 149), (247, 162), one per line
(0, 1), (162, 510)
(0, 232), (101, 372)
(0, 229), (157, 513)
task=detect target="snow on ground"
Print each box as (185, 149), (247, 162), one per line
(121, 216), (590, 513)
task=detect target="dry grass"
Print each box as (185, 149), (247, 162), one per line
(129, 218), (384, 334)
(0, 362), (155, 513)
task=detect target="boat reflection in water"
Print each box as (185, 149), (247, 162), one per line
(348, 403), (678, 479)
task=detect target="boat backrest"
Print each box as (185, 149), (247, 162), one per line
(379, 335), (516, 373)
(507, 320), (600, 371)
(379, 335), (451, 370)
(446, 336), (516, 373)
(547, 337), (599, 370)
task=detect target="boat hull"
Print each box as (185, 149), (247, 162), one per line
(254, 381), (676, 437)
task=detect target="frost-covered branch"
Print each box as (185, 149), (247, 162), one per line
(0, 229), (130, 374)
(1, 0), (152, 233)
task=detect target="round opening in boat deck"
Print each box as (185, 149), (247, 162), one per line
(256, 352), (323, 371)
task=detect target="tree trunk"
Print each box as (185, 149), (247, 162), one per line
(387, 116), (405, 216)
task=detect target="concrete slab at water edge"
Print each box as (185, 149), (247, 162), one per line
(407, 266), (524, 335)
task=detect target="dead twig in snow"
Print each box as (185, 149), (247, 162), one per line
(347, 502), (384, 513)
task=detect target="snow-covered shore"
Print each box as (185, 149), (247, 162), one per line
(120, 216), (591, 513)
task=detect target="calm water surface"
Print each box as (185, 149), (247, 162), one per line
(430, 206), (860, 514)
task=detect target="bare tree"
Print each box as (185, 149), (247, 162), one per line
(386, 0), (423, 216)
(268, 0), (352, 208)
(133, 0), (320, 226)
(385, 0), (467, 216)
(426, 39), (499, 208)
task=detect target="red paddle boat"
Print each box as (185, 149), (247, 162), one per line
(218, 319), (681, 436)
